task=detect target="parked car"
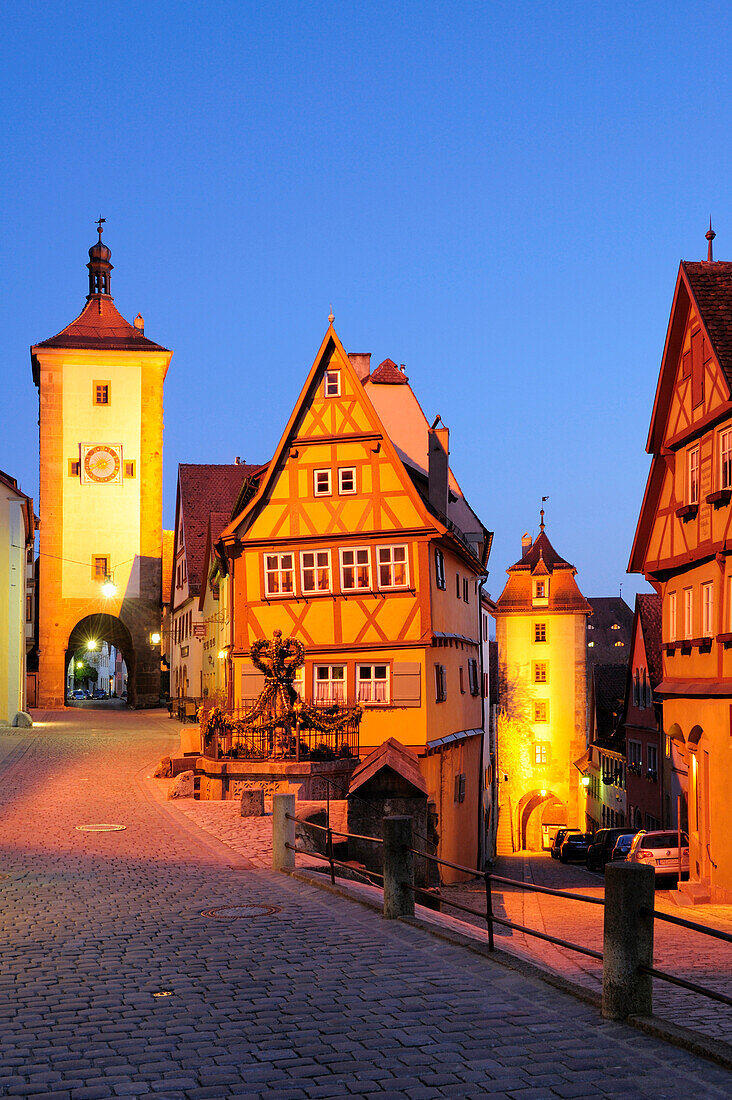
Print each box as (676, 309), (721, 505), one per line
(586, 827), (631, 873)
(550, 827), (575, 859)
(627, 830), (689, 877)
(71, 689), (86, 700)
(559, 832), (592, 863)
(93, 689), (107, 699)
(610, 833), (637, 862)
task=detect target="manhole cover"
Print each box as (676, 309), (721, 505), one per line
(201, 904), (281, 919)
(152, 990), (174, 998)
(75, 824), (127, 832)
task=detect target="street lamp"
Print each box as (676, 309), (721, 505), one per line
(86, 640), (97, 651)
(150, 632), (162, 645)
(581, 775), (590, 789)
(101, 575), (117, 598)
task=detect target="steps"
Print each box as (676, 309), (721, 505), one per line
(676, 880), (711, 905)
(495, 806), (514, 856)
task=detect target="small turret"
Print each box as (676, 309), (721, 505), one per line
(87, 217), (113, 298)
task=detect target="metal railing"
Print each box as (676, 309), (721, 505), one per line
(200, 699), (360, 761)
(272, 795), (732, 1023)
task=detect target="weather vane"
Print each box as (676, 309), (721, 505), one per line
(540, 495), (548, 531)
(96, 216), (106, 239)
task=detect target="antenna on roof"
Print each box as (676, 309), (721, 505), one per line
(540, 495), (548, 531)
(619, 581), (623, 600)
(706, 218), (716, 262)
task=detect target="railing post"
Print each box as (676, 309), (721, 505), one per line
(327, 826), (335, 885)
(484, 870), (495, 951)
(272, 793), (296, 872)
(602, 862), (655, 1020)
(383, 815), (414, 919)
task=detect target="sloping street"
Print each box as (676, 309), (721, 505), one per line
(0, 709), (729, 1099)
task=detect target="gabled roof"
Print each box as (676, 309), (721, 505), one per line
(507, 529), (572, 572)
(197, 511), (232, 611)
(682, 261), (732, 386)
(33, 295), (169, 352)
(586, 596), (633, 670)
(637, 592), (662, 687)
(177, 464), (261, 599)
(348, 737), (428, 796)
(591, 664), (627, 745)
(370, 358), (409, 385)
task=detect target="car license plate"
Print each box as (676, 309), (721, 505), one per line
(658, 858), (677, 866)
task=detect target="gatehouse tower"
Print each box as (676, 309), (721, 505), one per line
(31, 226), (172, 707)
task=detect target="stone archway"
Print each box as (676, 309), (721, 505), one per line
(517, 789), (566, 851)
(66, 613), (135, 706)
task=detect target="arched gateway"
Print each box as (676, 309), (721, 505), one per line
(31, 226), (172, 708)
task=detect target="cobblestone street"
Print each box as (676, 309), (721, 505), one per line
(0, 709), (729, 1099)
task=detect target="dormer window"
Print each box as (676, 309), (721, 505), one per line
(533, 578), (549, 605)
(324, 370), (341, 397)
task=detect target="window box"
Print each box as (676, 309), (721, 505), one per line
(675, 503), (698, 520)
(716, 632), (732, 645)
(689, 636), (712, 649)
(706, 488), (731, 506)
(664, 642), (678, 654)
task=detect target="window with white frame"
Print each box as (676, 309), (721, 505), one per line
(721, 430), (732, 490)
(292, 666), (304, 699)
(338, 467), (356, 494)
(264, 552), (295, 596)
(668, 592), (677, 641)
(533, 700), (548, 722)
(435, 663), (447, 702)
(435, 548), (446, 590)
(340, 547), (371, 590)
(688, 446), (699, 504)
(534, 621), (547, 642)
(356, 664), (389, 704)
(314, 469), (332, 496)
(314, 665), (345, 703)
(324, 370), (341, 397)
(683, 587), (693, 639)
(533, 661), (547, 684)
(534, 743), (548, 765)
(647, 743), (658, 777)
(301, 550), (331, 594)
(377, 544), (409, 588)
(702, 581), (714, 636)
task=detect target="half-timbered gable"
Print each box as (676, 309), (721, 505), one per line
(629, 248), (732, 902)
(219, 323), (493, 875)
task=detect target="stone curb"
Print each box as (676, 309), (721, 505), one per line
(290, 867), (732, 1073)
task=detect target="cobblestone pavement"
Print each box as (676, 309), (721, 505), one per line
(0, 710), (729, 1099)
(439, 852), (732, 1044)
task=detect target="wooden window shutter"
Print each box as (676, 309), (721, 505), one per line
(691, 329), (704, 408)
(392, 662), (421, 707)
(241, 663), (265, 701)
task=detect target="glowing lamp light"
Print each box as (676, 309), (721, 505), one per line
(101, 578), (117, 598)
(150, 632), (162, 645)
(76, 660), (84, 669)
(217, 650), (227, 660)
(581, 775), (591, 788)
(86, 640), (97, 651)
(539, 789), (547, 798)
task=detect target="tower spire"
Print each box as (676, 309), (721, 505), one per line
(540, 495), (548, 532)
(706, 218), (716, 262)
(87, 217), (113, 299)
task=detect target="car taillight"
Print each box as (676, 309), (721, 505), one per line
(682, 848), (689, 856)
(636, 850), (652, 860)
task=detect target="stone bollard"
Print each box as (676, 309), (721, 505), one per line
(602, 862), (655, 1020)
(383, 815), (414, 919)
(272, 793), (296, 872)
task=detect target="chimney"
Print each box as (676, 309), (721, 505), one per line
(348, 352), (371, 381)
(234, 457), (240, 465)
(522, 532), (532, 555)
(134, 313), (145, 333)
(428, 416), (449, 518)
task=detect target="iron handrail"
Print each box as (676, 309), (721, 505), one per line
(286, 812), (382, 845)
(284, 842), (384, 886)
(644, 906), (732, 945)
(639, 966), (732, 1008)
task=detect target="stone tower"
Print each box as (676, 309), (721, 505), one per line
(492, 519), (591, 851)
(31, 226), (172, 707)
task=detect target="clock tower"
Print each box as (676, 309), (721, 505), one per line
(31, 226), (173, 707)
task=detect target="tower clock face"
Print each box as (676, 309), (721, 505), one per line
(81, 444), (123, 484)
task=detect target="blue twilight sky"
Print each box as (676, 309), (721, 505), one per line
(2, 1), (731, 604)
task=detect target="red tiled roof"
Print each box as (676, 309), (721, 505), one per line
(34, 295), (169, 352)
(370, 358), (409, 385)
(178, 464), (261, 597)
(507, 530), (573, 572)
(682, 262), (732, 385)
(637, 592), (662, 687)
(349, 737), (427, 796)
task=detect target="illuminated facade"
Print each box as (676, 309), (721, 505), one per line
(31, 228), (172, 707)
(218, 326), (494, 874)
(629, 245), (732, 901)
(492, 522), (591, 851)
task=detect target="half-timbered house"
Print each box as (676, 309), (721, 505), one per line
(218, 324), (493, 874)
(629, 241), (732, 901)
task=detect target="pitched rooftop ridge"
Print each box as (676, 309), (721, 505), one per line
(681, 260), (732, 386)
(507, 528), (574, 573)
(370, 358), (409, 385)
(34, 294), (169, 352)
(637, 592), (662, 687)
(348, 736), (427, 796)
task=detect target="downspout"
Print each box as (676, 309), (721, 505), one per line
(477, 574), (488, 869)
